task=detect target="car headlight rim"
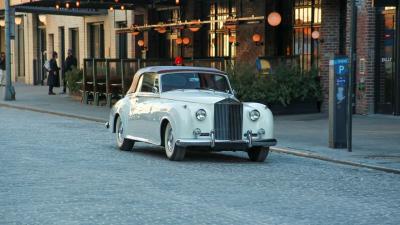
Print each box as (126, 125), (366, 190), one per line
(249, 109), (261, 121)
(196, 109), (207, 121)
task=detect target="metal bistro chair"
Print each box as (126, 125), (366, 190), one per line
(82, 59), (95, 104)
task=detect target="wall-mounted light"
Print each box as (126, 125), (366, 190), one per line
(55, 4), (60, 10)
(65, 2), (70, 9)
(267, 12), (282, 27)
(0, 20), (5, 27)
(252, 33), (263, 46)
(175, 0), (180, 5)
(109, 6), (114, 11)
(120, 5), (125, 10)
(76, 1), (80, 7)
(39, 15), (47, 24)
(15, 17), (22, 25)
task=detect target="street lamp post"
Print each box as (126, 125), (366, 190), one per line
(3, 0), (16, 101)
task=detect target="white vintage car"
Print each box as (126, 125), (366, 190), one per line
(106, 66), (276, 161)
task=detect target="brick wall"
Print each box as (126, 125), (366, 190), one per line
(320, 0), (342, 112)
(352, 0), (376, 114)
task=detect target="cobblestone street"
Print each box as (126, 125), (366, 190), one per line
(1, 107), (400, 225)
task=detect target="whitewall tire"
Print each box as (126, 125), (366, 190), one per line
(116, 116), (135, 151)
(164, 123), (186, 161)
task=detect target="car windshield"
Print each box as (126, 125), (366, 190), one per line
(161, 72), (231, 93)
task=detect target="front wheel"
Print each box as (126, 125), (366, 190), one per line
(116, 116), (135, 151)
(164, 123), (186, 161)
(248, 147), (269, 162)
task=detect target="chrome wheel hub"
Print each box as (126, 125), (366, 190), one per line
(166, 128), (174, 152)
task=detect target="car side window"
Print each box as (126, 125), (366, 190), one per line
(139, 73), (159, 93)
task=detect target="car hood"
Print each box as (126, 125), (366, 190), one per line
(161, 90), (236, 104)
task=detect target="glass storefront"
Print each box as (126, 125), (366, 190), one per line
(376, 6), (397, 114)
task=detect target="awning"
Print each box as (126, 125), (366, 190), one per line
(7, 0), (176, 9)
(373, 0), (399, 6)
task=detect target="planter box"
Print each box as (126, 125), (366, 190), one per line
(268, 100), (321, 115)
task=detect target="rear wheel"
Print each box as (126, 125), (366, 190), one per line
(164, 123), (186, 161)
(116, 116), (135, 151)
(248, 147), (269, 162)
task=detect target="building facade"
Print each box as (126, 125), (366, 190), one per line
(1, 0), (399, 115)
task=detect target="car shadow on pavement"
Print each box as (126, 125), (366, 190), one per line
(130, 146), (253, 163)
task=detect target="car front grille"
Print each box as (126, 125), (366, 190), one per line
(214, 98), (243, 140)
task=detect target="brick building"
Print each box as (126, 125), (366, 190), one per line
(1, 0), (399, 115)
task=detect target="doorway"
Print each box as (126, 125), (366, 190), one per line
(375, 6), (398, 115)
(69, 28), (79, 67)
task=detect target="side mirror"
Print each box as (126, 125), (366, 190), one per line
(152, 86), (159, 94)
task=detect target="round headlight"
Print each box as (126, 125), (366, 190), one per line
(249, 110), (260, 121)
(196, 109), (207, 121)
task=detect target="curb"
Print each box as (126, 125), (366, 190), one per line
(2, 102), (400, 175)
(271, 147), (400, 175)
(0, 103), (107, 123)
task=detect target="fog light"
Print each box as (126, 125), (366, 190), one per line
(258, 128), (265, 136)
(193, 128), (202, 137)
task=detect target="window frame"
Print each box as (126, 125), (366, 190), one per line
(136, 72), (160, 95)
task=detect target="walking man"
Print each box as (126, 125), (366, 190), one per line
(48, 52), (60, 95)
(61, 49), (77, 94)
(0, 52), (5, 86)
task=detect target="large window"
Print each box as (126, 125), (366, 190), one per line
(209, 0), (237, 58)
(89, 23), (104, 58)
(293, 0), (321, 70)
(116, 22), (128, 59)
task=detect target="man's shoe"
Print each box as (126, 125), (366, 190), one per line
(48, 92), (56, 95)
(59, 91), (66, 95)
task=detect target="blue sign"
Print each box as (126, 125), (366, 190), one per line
(334, 58), (349, 76)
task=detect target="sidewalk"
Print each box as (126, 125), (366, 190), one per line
(1, 83), (400, 172)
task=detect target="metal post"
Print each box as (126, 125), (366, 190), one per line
(395, 2), (400, 115)
(3, 0), (16, 101)
(347, 0), (357, 152)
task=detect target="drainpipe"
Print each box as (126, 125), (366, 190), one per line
(3, 0), (16, 100)
(347, 0), (357, 152)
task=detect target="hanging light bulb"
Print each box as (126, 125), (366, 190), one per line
(65, 2), (70, 9)
(175, 0), (180, 5)
(267, 12), (282, 27)
(138, 40), (145, 47)
(0, 20), (5, 27)
(176, 37), (183, 45)
(55, 4), (60, 10)
(120, 5), (125, 10)
(76, 1), (80, 7)
(109, 6), (114, 11)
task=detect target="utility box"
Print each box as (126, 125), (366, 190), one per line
(329, 56), (349, 148)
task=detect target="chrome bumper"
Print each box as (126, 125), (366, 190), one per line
(176, 130), (277, 150)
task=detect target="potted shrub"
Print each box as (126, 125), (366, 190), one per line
(65, 67), (83, 97)
(228, 63), (322, 115)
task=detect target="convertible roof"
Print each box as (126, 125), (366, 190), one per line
(127, 66), (227, 94)
(137, 66), (225, 75)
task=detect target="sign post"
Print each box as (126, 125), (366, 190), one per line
(329, 56), (350, 149)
